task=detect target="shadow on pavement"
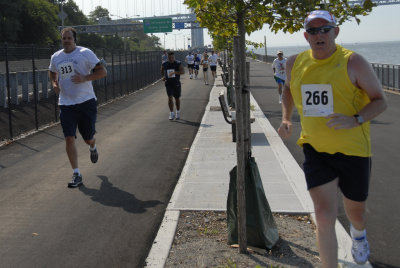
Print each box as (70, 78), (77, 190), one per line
(170, 119), (201, 127)
(79, 175), (163, 213)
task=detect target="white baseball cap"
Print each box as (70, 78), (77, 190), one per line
(304, 10), (337, 28)
(277, 50), (283, 55)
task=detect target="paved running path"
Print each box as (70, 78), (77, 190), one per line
(0, 73), (212, 268)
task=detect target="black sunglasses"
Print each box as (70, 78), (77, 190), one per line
(306, 25), (335, 35)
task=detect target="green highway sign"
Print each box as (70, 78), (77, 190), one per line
(143, 18), (173, 33)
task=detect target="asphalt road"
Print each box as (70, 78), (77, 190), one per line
(0, 72), (212, 267)
(248, 58), (400, 268)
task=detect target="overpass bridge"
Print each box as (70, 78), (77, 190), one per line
(62, 13), (204, 48)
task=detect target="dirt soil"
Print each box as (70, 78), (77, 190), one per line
(165, 211), (321, 268)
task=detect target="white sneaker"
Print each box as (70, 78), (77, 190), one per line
(351, 236), (370, 265)
(176, 111), (180, 119)
(169, 112), (175, 120)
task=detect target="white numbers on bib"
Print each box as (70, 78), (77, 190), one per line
(167, 69), (176, 78)
(58, 62), (75, 80)
(301, 84), (333, 117)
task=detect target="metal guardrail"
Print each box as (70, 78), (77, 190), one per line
(247, 52), (400, 91)
(372, 63), (400, 91)
(0, 44), (183, 143)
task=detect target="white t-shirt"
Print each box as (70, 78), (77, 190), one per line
(186, 55), (195, 64)
(272, 57), (287, 80)
(49, 46), (99, 105)
(209, 54), (218, 66)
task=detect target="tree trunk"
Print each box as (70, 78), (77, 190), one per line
(234, 9), (251, 254)
(233, 35), (247, 254)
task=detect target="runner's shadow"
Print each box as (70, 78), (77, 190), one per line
(79, 175), (163, 214)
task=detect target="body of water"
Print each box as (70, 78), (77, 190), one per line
(254, 41), (400, 65)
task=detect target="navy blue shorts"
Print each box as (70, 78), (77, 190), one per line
(194, 65), (199, 70)
(274, 76), (285, 85)
(59, 98), (97, 140)
(210, 65), (217, 72)
(303, 144), (371, 202)
(165, 82), (181, 99)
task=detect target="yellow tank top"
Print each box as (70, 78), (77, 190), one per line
(290, 44), (371, 157)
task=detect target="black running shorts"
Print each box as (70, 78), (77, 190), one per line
(165, 82), (181, 98)
(210, 65), (217, 72)
(302, 143), (371, 202)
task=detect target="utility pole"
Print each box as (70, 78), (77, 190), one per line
(264, 35), (267, 59)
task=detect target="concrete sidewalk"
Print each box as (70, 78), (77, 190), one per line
(145, 68), (372, 268)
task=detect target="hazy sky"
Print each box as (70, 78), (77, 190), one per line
(74, 0), (400, 49)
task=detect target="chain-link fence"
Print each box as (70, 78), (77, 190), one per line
(0, 44), (182, 143)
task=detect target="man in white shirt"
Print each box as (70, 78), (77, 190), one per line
(185, 52), (195, 79)
(209, 50), (219, 79)
(272, 50), (287, 104)
(49, 27), (107, 188)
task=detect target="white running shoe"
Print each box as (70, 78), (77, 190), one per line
(351, 236), (370, 265)
(169, 112), (175, 120)
(176, 111), (180, 119)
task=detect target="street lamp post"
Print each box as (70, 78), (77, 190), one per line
(57, 0), (66, 28)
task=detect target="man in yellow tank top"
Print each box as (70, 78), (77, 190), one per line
(278, 10), (387, 268)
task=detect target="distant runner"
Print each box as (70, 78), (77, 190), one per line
(161, 50), (168, 64)
(272, 50), (287, 104)
(200, 52), (209, 85)
(161, 51), (185, 120)
(209, 50), (218, 79)
(185, 51), (195, 79)
(193, 53), (201, 79)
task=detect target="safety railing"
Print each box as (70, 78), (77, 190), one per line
(371, 63), (400, 91)
(245, 52), (400, 92)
